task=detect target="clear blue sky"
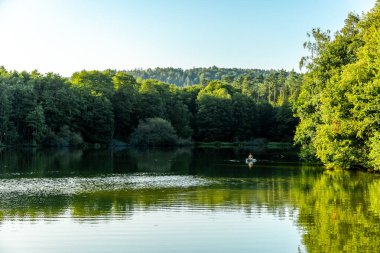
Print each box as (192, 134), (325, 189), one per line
(0, 0), (376, 76)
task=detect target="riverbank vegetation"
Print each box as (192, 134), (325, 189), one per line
(1, 2), (378, 171)
(0, 67), (301, 147)
(293, 2), (380, 171)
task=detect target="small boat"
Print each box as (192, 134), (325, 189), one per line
(245, 158), (257, 163)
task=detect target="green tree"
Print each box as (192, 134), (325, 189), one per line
(231, 93), (256, 141)
(111, 72), (139, 141)
(273, 102), (297, 141)
(75, 91), (114, 144)
(32, 73), (77, 133)
(256, 101), (276, 139)
(166, 88), (192, 138)
(130, 117), (180, 146)
(196, 81), (234, 141)
(137, 79), (167, 120)
(9, 83), (38, 143)
(71, 70), (115, 98)
(25, 105), (47, 145)
(294, 3), (380, 170)
(0, 83), (17, 144)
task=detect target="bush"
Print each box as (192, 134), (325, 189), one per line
(42, 126), (83, 147)
(130, 118), (182, 147)
(298, 144), (319, 162)
(369, 133), (380, 171)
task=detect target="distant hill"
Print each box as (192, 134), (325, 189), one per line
(126, 66), (276, 86)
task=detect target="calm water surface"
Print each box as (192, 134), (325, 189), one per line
(1, 147), (380, 253)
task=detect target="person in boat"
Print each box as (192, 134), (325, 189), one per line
(246, 153), (255, 169)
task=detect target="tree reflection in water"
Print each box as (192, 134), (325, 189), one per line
(1, 148), (380, 252)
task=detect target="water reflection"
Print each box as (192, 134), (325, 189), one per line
(0, 148), (193, 177)
(0, 146), (299, 178)
(0, 147), (380, 252)
(296, 170), (380, 252)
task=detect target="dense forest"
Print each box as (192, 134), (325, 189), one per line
(0, 67), (301, 147)
(293, 2), (380, 171)
(2, 2), (377, 172)
(126, 67), (272, 86)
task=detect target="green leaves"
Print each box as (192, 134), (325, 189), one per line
(71, 70), (115, 98)
(0, 65), (300, 145)
(25, 105), (47, 145)
(368, 132), (380, 170)
(294, 2), (380, 170)
(0, 83), (17, 144)
(196, 81), (234, 141)
(130, 118), (180, 147)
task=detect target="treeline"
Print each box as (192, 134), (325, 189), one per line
(127, 66), (274, 86)
(0, 67), (301, 146)
(293, 2), (380, 170)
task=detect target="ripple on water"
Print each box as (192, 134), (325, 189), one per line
(0, 174), (212, 197)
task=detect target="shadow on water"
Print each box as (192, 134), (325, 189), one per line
(0, 147), (202, 177)
(1, 147), (380, 252)
(0, 146), (301, 178)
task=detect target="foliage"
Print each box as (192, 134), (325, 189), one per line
(368, 132), (380, 170)
(126, 66), (268, 87)
(0, 82), (16, 144)
(293, 2), (380, 170)
(0, 66), (300, 146)
(196, 81), (235, 141)
(129, 118), (181, 146)
(25, 104), (47, 145)
(43, 125), (83, 147)
(71, 70), (115, 98)
(76, 91), (115, 144)
(111, 71), (139, 140)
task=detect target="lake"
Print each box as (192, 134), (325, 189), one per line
(1, 147), (380, 253)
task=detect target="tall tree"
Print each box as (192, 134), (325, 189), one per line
(25, 104), (47, 145)
(294, 3), (380, 170)
(75, 90), (114, 144)
(196, 81), (234, 141)
(0, 83), (15, 144)
(111, 72), (139, 140)
(71, 70), (115, 98)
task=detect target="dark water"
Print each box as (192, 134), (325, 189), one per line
(0, 147), (380, 253)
